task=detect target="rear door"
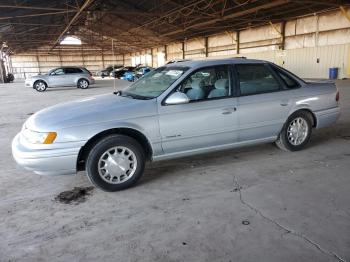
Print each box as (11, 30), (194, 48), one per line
(235, 63), (296, 141)
(64, 67), (83, 86)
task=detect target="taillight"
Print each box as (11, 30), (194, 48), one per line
(336, 91), (340, 102)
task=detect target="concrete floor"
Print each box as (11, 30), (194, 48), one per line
(0, 79), (349, 262)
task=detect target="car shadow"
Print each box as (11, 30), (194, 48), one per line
(44, 86), (100, 92)
(138, 143), (280, 186)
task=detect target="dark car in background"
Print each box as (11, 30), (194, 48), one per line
(121, 66), (153, 82)
(110, 66), (136, 78)
(97, 65), (123, 78)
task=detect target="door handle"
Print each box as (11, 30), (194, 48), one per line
(280, 100), (289, 106)
(222, 107), (237, 114)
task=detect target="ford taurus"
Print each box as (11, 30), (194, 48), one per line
(13, 59), (340, 191)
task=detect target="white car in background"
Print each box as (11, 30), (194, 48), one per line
(25, 66), (95, 92)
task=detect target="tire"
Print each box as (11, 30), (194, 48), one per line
(34, 80), (47, 92)
(77, 78), (89, 89)
(275, 111), (313, 151)
(86, 135), (146, 191)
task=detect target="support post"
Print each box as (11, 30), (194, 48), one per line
(182, 41), (185, 59)
(151, 49), (154, 67)
(236, 31), (240, 55)
(204, 36), (209, 57)
(281, 21), (286, 50)
(164, 45), (167, 62)
(101, 48), (105, 68)
(81, 46), (85, 67)
(58, 48), (62, 66)
(36, 51), (41, 74)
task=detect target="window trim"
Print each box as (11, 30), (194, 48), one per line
(64, 67), (82, 74)
(161, 64), (236, 106)
(233, 63), (284, 97)
(269, 64), (302, 90)
(51, 68), (65, 75)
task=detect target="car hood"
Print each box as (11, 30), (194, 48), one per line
(29, 74), (48, 79)
(25, 94), (157, 131)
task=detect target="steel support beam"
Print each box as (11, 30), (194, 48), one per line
(50, 0), (95, 51)
(0, 10), (76, 20)
(0, 4), (75, 11)
(340, 6), (350, 22)
(162, 0), (290, 37)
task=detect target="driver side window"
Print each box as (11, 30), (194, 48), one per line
(51, 68), (65, 75)
(178, 66), (231, 102)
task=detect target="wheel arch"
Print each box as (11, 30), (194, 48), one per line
(76, 77), (90, 87)
(288, 108), (317, 127)
(76, 128), (153, 171)
(33, 79), (48, 88)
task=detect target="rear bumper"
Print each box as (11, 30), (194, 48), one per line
(315, 107), (340, 129)
(12, 133), (80, 176)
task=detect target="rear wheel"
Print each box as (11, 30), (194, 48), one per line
(86, 135), (145, 191)
(276, 111), (312, 151)
(34, 80), (47, 92)
(78, 78), (89, 89)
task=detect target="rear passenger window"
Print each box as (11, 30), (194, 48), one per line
(236, 64), (280, 96)
(65, 68), (82, 74)
(178, 66), (231, 101)
(274, 67), (300, 89)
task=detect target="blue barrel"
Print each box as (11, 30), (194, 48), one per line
(329, 67), (338, 79)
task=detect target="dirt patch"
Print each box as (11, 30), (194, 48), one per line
(54, 187), (94, 204)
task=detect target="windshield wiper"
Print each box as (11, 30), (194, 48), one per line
(114, 90), (135, 99)
(113, 90), (122, 95)
(114, 90), (152, 100)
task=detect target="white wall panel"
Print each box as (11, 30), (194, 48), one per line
(284, 45), (349, 79)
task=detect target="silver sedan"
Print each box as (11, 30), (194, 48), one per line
(25, 66), (95, 92)
(13, 59), (340, 191)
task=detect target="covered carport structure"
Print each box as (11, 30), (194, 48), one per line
(0, 1), (350, 262)
(1, 0), (350, 79)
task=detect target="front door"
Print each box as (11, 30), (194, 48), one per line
(158, 65), (239, 155)
(48, 68), (69, 87)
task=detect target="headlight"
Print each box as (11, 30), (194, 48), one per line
(22, 128), (57, 144)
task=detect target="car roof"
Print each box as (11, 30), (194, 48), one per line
(164, 58), (269, 68)
(55, 66), (85, 69)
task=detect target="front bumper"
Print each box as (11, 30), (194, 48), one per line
(25, 79), (33, 88)
(12, 133), (81, 176)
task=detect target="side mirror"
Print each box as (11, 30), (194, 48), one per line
(165, 92), (190, 105)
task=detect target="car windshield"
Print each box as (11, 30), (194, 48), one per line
(121, 66), (189, 99)
(47, 68), (55, 75)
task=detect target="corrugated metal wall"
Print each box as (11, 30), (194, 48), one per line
(11, 49), (124, 78)
(11, 9), (350, 79)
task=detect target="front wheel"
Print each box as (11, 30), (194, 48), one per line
(86, 135), (145, 191)
(77, 78), (89, 89)
(34, 80), (47, 92)
(276, 111), (312, 151)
